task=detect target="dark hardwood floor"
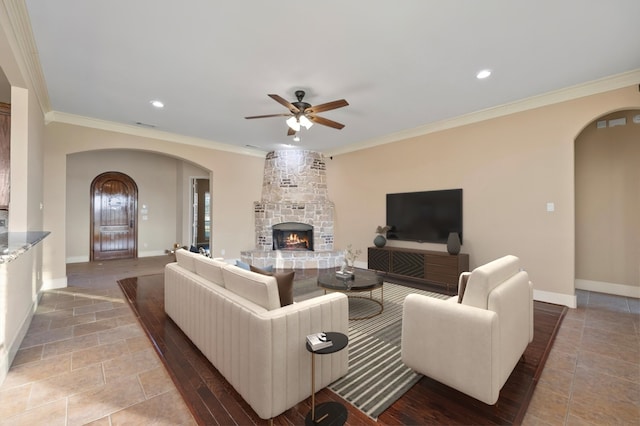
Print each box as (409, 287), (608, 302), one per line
(118, 274), (566, 425)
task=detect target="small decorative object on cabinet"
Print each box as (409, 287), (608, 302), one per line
(374, 225), (390, 248)
(447, 232), (461, 255)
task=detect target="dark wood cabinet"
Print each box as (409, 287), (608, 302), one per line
(368, 246), (469, 294)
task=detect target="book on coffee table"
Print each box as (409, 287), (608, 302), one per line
(306, 332), (333, 351)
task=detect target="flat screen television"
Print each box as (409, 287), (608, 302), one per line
(386, 189), (462, 244)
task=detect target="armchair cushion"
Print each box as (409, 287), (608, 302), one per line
(461, 255), (521, 309)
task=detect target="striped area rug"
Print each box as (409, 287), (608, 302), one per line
(329, 282), (449, 420)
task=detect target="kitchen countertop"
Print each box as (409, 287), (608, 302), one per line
(0, 231), (50, 264)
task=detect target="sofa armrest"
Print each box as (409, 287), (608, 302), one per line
(401, 293), (500, 405)
(247, 292), (349, 419)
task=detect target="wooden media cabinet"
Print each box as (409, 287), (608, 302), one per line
(368, 246), (469, 294)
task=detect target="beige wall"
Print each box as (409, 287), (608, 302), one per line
(0, 9), (47, 384)
(66, 150), (210, 262)
(41, 86), (640, 305)
(43, 122), (264, 284)
(575, 109), (640, 293)
(327, 85), (640, 306)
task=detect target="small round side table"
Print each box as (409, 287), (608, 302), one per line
(305, 331), (348, 425)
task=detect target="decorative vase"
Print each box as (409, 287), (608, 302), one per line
(447, 232), (461, 255)
(373, 234), (387, 248)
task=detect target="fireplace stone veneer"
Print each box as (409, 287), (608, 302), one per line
(241, 150), (344, 269)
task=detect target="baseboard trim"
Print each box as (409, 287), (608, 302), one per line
(67, 252), (169, 264)
(66, 256), (89, 264)
(533, 289), (577, 309)
(575, 279), (640, 298)
(2, 299), (37, 385)
(139, 250), (169, 258)
(42, 277), (68, 290)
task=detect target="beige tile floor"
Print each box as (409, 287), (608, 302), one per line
(523, 289), (640, 425)
(0, 256), (196, 426)
(1, 256), (638, 425)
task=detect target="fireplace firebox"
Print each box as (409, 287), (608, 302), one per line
(272, 222), (313, 251)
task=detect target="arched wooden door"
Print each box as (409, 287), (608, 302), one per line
(90, 172), (138, 261)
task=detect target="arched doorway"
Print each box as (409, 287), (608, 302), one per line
(575, 109), (640, 297)
(90, 171), (138, 261)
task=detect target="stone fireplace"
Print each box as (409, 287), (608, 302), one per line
(272, 222), (313, 251)
(241, 150), (343, 269)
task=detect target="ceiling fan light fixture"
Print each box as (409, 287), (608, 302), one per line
(286, 116), (300, 131)
(299, 115), (313, 130)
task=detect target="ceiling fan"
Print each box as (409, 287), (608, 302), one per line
(245, 90), (349, 136)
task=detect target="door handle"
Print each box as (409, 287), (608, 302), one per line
(130, 220), (134, 228)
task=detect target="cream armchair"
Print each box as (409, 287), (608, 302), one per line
(401, 255), (533, 405)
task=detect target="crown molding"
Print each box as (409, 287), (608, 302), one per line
(327, 69), (640, 156)
(47, 68), (640, 159)
(1, 0), (51, 113)
(45, 111), (266, 157)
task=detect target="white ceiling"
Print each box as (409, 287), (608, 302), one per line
(23, 0), (640, 154)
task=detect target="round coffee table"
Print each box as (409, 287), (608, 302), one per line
(317, 268), (384, 320)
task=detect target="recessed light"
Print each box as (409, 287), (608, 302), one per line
(476, 69), (492, 79)
(150, 100), (164, 108)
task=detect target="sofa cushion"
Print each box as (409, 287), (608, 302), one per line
(461, 255), (521, 309)
(222, 264), (281, 310)
(194, 255), (226, 287)
(250, 265), (295, 306)
(175, 249), (198, 273)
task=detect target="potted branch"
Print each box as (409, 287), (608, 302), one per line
(374, 225), (390, 248)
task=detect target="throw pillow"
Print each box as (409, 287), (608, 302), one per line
(236, 260), (251, 270)
(458, 273), (470, 303)
(236, 260), (273, 272)
(250, 265), (295, 306)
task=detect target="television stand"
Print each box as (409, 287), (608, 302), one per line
(367, 246), (469, 295)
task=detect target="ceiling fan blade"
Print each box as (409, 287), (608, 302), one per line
(245, 113), (291, 119)
(287, 127), (296, 136)
(268, 94), (300, 113)
(306, 99), (349, 114)
(308, 115), (345, 129)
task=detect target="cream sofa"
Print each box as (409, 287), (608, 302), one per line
(164, 249), (349, 420)
(401, 255), (533, 405)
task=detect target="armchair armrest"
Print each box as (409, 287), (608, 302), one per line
(401, 293), (501, 405)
